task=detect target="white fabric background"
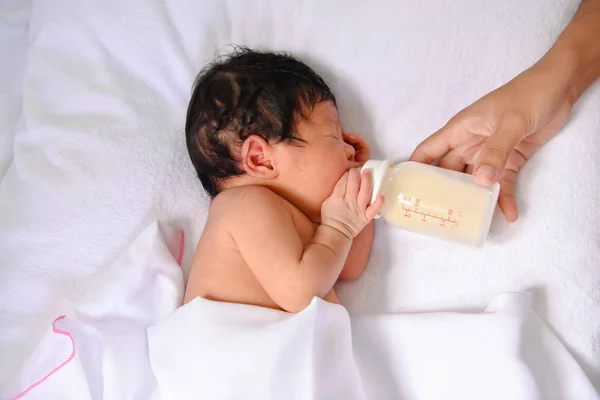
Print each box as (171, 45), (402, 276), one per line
(0, 0), (31, 180)
(0, 0), (598, 394)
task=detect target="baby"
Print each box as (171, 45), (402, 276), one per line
(183, 48), (383, 312)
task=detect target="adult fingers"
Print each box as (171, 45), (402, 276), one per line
(474, 115), (527, 185)
(438, 152), (467, 172)
(497, 169), (519, 223)
(409, 121), (462, 164)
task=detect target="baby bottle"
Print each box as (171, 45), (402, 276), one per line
(362, 160), (500, 246)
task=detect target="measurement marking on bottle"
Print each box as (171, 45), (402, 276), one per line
(401, 205), (457, 224)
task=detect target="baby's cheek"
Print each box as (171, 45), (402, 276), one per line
(312, 155), (347, 199)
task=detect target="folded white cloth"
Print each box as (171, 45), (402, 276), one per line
(8, 222), (598, 400)
(149, 297), (363, 400)
(7, 221), (184, 400)
(150, 295), (538, 400)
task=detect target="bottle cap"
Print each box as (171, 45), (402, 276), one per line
(360, 159), (392, 215)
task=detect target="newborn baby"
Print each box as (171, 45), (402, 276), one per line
(183, 48), (383, 312)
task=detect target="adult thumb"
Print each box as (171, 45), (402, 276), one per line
(474, 117), (525, 185)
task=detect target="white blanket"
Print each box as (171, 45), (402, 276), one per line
(1, 0), (599, 394)
(7, 222), (598, 400)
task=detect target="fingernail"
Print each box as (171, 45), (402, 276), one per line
(474, 165), (497, 184)
(506, 207), (519, 223)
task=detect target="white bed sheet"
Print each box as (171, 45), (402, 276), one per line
(0, 0), (598, 395)
(0, 0), (31, 180)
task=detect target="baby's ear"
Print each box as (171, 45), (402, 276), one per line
(240, 135), (278, 179)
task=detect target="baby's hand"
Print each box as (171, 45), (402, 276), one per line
(321, 169), (384, 239)
(343, 133), (371, 166)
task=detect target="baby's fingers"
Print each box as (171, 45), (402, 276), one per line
(345, 168), (361, 199)
(357, 169), (374, 209)
(332, 171), (349, 197)
(365, 194), (385, 221)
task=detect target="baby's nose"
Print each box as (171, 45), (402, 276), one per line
(344, 143), (356, 161)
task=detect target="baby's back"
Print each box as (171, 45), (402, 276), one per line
(184, 186), (315, 309)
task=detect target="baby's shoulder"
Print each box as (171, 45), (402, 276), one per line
(208, 185), (314, 245)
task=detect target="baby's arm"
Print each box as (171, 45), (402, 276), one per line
(229, 187), (351, 312)
(339, 132), (377, 280)
(230, 170), (382, 313)
(338, 221), (374, 280)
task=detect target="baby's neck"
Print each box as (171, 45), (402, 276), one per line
(221, 179), (320, 223)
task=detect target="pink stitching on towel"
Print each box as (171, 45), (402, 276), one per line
(10, 315), (76, 400)
(177, 230), (185, 266)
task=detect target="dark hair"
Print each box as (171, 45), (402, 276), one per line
(185, 47), (336, 197)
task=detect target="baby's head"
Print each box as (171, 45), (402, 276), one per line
(185, 48), (358, 220)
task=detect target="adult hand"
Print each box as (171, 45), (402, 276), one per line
(410, 65), (573, 222)
(411, 0), (600, 223)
